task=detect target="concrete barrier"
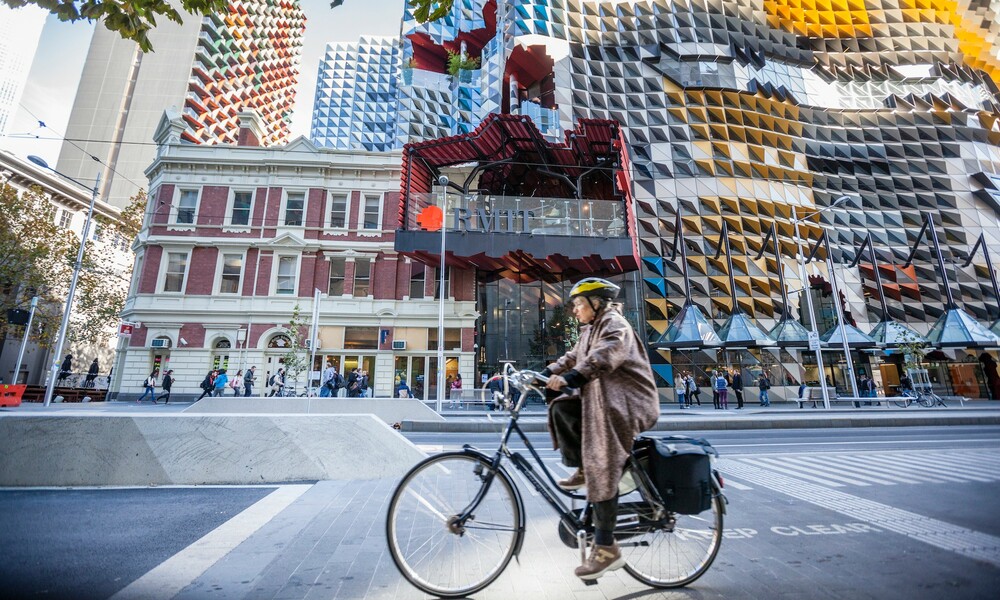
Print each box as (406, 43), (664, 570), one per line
(0, 414), (426, 487)
(182, 396), (445, 423)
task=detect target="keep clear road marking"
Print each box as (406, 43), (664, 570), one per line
(721, 460), (1000, 567)
(109, 484), (312, 600)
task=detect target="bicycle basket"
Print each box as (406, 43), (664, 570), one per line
(633, 435), (716, 515)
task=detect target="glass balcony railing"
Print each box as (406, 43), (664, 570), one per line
(405, 193), (627, 238)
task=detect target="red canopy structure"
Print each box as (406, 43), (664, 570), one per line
(396, 113), (639, 283)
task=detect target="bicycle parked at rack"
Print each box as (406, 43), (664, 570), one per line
(385, 366), (727, 598)
(893, 388), (946, 408)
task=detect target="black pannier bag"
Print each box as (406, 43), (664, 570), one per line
(633, 435), (717, 515)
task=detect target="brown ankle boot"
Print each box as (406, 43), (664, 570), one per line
(574, 542), (624, 580)
(557, 469), (585, 490)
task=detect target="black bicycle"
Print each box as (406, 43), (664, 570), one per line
(385, 366), (727, 598)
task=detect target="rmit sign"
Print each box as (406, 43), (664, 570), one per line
(453, 208), (537, 233)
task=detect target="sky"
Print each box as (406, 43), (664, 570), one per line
(1, 0), (402, 165)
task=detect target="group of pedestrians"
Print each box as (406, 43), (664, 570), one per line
(134, 366), (259, 403)
(54, 354), (105, 389)
(674, 369), (772, 409)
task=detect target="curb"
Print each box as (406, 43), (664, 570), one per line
(401, 412), (1000, 433)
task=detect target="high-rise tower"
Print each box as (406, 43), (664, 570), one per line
(57, 0), (305, 208)
(0, 5), (47, 136)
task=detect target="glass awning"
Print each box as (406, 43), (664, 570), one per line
(769, 315), (812, 347)
(716, 312), (775, 347)
(868, 320), (926, 347)
(657, 302), (722, 349)
(820, 323), (878, 347)
(925, 308), (1000, 348)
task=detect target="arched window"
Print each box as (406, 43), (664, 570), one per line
(215, 339), (232, 349)
(268, 334), (292, 349)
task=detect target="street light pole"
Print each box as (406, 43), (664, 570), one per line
(28, 156), (100, 407)
(12, 296), (38, 384)
(792, 205), (831, 410)
(825, 236), (861, 399)
(436, 176), (448, 414)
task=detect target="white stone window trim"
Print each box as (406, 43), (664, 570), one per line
(169, 186), (201, 231)
(272, 253), (301, 296)
(215, 249), (246, 295)
(325, 190), (352, 236)
(327, 255), (350, 297)
(223, 188), (255, 232)
(158, 249), (191, 294)
(358, 191), (384, 236)
(281, 188), (308, 228)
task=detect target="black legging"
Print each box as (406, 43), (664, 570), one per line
(550, 400), (619, 546)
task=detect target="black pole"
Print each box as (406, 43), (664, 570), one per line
(720, 221), (740, 314)
(924, 214), (957, 309)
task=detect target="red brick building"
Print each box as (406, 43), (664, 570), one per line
(114, 111), (477, 399)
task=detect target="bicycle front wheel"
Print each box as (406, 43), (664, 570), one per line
(918, 393), (936, 408)
(386, 452), (522, 598)
(622, 492), (724, 588)
(892, 396), (911, 408)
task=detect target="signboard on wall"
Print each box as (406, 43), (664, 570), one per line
(119, 323), (135, 337)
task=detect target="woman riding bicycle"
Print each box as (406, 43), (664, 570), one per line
(542, 277), (660, 581)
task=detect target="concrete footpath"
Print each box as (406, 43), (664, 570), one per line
(407, 399), (1000, 432)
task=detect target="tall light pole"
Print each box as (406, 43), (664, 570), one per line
(12, 296), (39, 384)
(436, 175), (449, 413)
(791, 196), (850, 409)
(28, 156), (100, 407)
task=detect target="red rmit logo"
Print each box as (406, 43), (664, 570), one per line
(416, 205), (443, 231)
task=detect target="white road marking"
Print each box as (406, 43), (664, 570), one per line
(722, 460), (1000, 567)
(109, 484), (311, 600)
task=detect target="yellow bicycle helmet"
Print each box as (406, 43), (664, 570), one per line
(569, 277), (620, 300)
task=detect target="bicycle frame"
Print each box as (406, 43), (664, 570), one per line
(450, 371), (670, 559)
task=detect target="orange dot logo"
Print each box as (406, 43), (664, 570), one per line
(416, 205), (443, 231)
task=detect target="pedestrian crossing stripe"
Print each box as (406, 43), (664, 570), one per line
(720, 449), (1000, 489)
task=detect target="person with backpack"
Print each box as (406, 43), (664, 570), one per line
(136, 369), (158, 403)
(267, 368), (285, 397)
(758, 373), (772, 407)
(714, 370), (729, 409)
(197, 370), (217, 401)
(320, 362), (337, 397)
(346, 368), (360, 398)
(156, 370), (173, 404)
(243, 366), (256, 397)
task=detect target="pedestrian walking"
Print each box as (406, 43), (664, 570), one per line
(731, 368), (744, 409)
(675, 375), (687, 409)
(84, 359), (99, 389)
(156, 370), (173, 404)
(320, 362), (337, 397)
(686, 373), (700, 406)
(231, 369), (244, 396)
(758, 373), (772, 407)
(197, 369), (217, 401)
(450, 373), (462, 406)
(267, 368), (286, 397)
(360, 370), (371, 397)
(136, 369), (158, 403)
(57, 354), (73, 386)
(244, 366), (256, 397)
(714, 370), (728, 409)
(347, 368), (360, 398)
(212, 369), (229, 397)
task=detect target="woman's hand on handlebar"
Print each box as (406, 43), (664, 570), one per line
(546, 375), (567, 391)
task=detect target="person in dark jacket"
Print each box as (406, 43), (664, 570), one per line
(57, 354), (73, 386)
(197, 370), (217, 401)
(156, 370), (174, 404)
(84, 359), (100, 388)
(243, 366), (256, 397)
(731, 368), (744, 409)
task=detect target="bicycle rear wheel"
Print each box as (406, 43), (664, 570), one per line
(621, 493), (724, 588)
(386, 452), (522, 598)
(892, 395), (911, 408)
(917, 393), (936, 408)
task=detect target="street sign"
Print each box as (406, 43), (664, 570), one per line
(118, 323), (134, 337)
(808, 331), (821, 351)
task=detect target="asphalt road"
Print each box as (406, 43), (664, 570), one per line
(0, 425), (997, 599)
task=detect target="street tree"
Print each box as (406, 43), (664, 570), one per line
(3, 0), (229, 52)
(278, 304), (311, 390)
(398, 0), (452, 23)
(0, 183), (143, 368)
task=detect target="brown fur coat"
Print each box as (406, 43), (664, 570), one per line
(546, 303), (660, 502)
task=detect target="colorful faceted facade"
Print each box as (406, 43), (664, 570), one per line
(340, 0), (1000, 397)
(311, 37), (400, 151)
(184, 0), (306, 145)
